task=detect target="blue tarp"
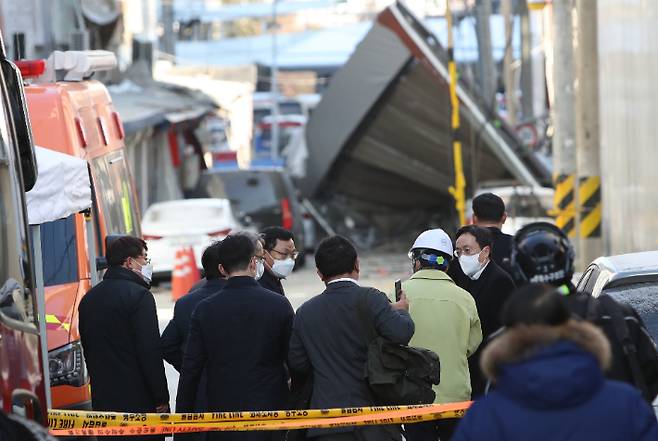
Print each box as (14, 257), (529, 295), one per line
(174, 0), (338, 22)
(176, 15), (521, 70)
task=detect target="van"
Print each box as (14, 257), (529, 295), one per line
(0, 36), (47, 424)
(18, 51), (141, 411)
(466, 183), (555, 234)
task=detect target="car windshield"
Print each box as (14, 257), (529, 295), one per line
(196, 171), (282, 217)
(257, 127), (293, 152)
(603, 282), (658, 341)
(505, 192), (550, 218)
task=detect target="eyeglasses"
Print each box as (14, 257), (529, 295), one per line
(270, 248), (299, 260)
(454, 248), (480, 258)
(253, 254), (265, 263)
(134, 255), (151, 265)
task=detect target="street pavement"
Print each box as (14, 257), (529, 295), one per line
(153, 252), (413, 418)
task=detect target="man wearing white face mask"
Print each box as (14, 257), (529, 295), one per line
(452, 225), (515, 398)
(79, 236), (170, 441)
(259, 227), (298, 296)
(402, 229), (481, 441)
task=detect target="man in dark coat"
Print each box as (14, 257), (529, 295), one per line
(258, 227), (298, 296)
(471, 192), (514, 270)
(288, 236), (415, 441)
(161, 242), (226, 441)
(176, 233), (294, 441)
(161, 241), (226, 372)
(449, 225), (516, 397)
(79, 236), (169, 441)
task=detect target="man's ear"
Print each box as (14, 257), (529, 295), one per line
(482, 246), (492, 262)
(316, 268), (325, 282)
(218, 264), (228, 278)
(123, 257), (133, 269)
(354, 258), (360, 275)
(501, 212), (507, 225)
(472, 214), (479, 225)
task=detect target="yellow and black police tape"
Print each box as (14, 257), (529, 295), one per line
(48, 402), (472, 437)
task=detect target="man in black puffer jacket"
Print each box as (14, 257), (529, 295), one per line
(79, 236), (169, 441)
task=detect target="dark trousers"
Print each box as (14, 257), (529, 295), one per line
(404, 419), (458, 441)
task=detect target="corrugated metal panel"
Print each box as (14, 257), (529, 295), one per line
(598, 1), (658, 254)
(303, 2), (548, 213)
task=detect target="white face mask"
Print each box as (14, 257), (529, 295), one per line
(271, 257), (295, 279)
(255, 259), (265, 280)
(141, 263), (154, 283)
(132, 259), (153, 284)
(459, 252), (484, 279)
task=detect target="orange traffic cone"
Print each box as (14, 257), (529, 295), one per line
(186, 247), (201, 281)
(171, 247), (201, 302)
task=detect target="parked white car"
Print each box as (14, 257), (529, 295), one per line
(141, 198), (241, 280)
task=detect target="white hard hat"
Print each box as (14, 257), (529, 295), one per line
(410, 229), (453, 256)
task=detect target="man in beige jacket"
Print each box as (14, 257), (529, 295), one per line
(402, 229), (482, 441)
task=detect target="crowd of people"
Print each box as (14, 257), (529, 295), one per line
(77, 193), (658, 441)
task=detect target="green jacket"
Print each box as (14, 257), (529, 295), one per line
(401, 269), (482, 403)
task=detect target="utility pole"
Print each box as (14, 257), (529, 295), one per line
(270, 0), (280, 161)
(161, 0), (176, 56)
(551, 0), (578, 249)
(39, 0), (54, 57)
(474, 0), (496, 109)
(519, 0), (534, 120)
(501, 0), (517, 125)
(446, 1), (466, 225)
(574, 0), (602, 267)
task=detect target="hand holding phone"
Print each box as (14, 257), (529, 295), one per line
(392, 279), (409, 312)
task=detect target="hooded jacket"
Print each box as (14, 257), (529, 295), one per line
(453, 320), (658, 441)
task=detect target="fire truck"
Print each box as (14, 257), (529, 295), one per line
(0, 33), (47, 424)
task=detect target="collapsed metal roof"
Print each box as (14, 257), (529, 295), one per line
(303, 2), (550, 214)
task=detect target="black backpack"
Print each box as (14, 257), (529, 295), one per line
(585, 294), (651, 400)
(357, 291), (440, 405)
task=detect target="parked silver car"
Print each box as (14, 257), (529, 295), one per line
(576, 250), (658, 412)
(576, 251), (658, 339)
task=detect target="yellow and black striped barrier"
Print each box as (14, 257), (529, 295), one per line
(578, 176), (602, 238)
(553, 174), (577, 237)
(48, 402), (472, 437)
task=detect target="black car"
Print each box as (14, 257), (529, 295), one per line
(189, 167), (306, 266)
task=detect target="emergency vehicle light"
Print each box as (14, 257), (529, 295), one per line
(41, 50), (117, 82)
(15, 59), (46, 79)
